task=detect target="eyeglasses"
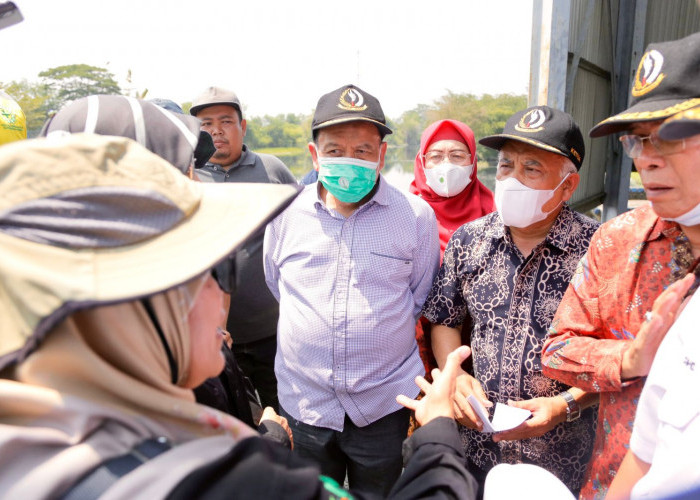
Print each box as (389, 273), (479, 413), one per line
(423, 151), (471, 165)
(619, 134), (686, 159)
(211, 256), (235, 295)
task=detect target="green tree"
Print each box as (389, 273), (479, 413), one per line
(428, 92), (527, 164)
(39, 64), (121, 113)
(386, 104), (432, 170)
(387, 92), (527, 171)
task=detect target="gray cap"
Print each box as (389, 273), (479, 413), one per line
(190, 86), (242, 117)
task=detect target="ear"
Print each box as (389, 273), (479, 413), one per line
(377, 142), (388, 173)
(308, 142), (320, 172)
(241, 119), (247, 137)
(560, 172), (580, 203)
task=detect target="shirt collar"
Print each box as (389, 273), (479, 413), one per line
(649, 215), (683, 242)
(491, 204), (578, 252)
(203, 144), (254, 171)
(545, 205), (578, 251)
(228, 144), (255, 169)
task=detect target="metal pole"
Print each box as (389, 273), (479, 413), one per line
(602, 0), (647, 221)
(529, 0), (571, 110)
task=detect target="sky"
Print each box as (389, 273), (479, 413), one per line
(2, 0), (533, 119)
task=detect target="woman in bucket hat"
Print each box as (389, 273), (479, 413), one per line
(0, 134), (476, 499)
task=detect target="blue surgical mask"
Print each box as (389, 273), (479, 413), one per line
(317, 156), (379, 203)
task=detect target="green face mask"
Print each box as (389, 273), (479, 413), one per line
(317, 156), (379, 203)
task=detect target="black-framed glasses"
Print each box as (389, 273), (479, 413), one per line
(211, 256), (235, 295)
(423, 150), (471, 165)
(619, 134), (685, 159)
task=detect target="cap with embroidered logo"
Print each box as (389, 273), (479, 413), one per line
(311, 84), (392, 136)
(479, 105), (585, 170)
(590, 32), (700, 138)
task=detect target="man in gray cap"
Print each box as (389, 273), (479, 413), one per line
(190, 87), (296, 412)
(263, 84), (440, 497)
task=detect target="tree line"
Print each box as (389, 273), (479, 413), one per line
(3, 64), (526, 179)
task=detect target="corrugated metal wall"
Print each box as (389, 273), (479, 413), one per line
(566, 0), (617, 211)
(645, 0), (700, 43)
(547, 0), (699, 215)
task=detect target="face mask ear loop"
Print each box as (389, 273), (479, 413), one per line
(556, 172), (571, 191)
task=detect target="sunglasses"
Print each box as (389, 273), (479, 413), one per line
(211, 255), (236, 295)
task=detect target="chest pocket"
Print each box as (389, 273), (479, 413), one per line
(369, 251), (413, 283)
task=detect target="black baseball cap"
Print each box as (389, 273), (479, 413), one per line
(590, 32), (700, 138)
(658, 107), (700, 141)
(312, 84), (392, 136)
(479, 105), (585, 170)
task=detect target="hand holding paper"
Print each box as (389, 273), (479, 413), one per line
(467, 395), (532, 433)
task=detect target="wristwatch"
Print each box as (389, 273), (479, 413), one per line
(560, 390), (580, 422)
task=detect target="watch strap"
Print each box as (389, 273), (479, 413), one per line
(560, 390), (581, 422)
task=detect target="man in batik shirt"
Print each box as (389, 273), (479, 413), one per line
(542, 33), (700, 499)
(423, 106), (599, 496)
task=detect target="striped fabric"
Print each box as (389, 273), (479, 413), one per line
(40, 95), (207, 174)
(264, 177), (440, 431)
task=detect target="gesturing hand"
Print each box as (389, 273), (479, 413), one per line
(622, 273), (695, 379)
(396, 345), (472, 426)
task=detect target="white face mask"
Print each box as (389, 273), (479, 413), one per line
(424, 162), (473, 197)
(663, 202), (700, 227)
(495, 174), (570, 228)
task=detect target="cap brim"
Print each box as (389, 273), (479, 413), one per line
(93, 182), (299, 300)
(0, 182), (300, 369)
(589, 97), (700, 137)
(478, 133), (566, 157)
(659, 119), (700, 140)
(312, 116), (392, 136)
(190, 102), (241, 117)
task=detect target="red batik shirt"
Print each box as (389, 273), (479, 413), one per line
(542, 205), (694, 500)
(542, 206), (692, 498)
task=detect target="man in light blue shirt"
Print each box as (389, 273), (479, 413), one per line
(264, 84), (440, 497)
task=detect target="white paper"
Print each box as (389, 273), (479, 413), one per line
(467, 395), (532, 433)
